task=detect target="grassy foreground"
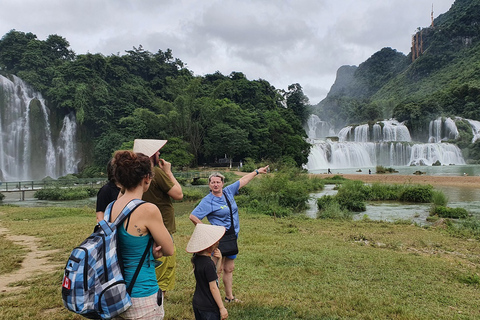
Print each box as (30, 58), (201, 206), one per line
(1, 204), (480, 319)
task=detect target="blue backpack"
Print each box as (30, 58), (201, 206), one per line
(62, 199), (152, 319)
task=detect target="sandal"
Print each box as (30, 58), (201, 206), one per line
(225, 296), (243, 303)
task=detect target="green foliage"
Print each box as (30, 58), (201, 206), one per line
(0, 32), (311, 169)
(398, 185), (433, 203)
(181, 187), (209, 201)
(431, 190), (449, 207)
(239, 168), (324, 216)
(431, 206), (469, 219)
(34, 187), (96, 200)
(446, 217), (480, 240)
(191, 178), (208, 185)
(240, 158), (257, 172)
(335, 180), (369, 212)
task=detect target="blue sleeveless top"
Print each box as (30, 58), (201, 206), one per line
(117, 219), (157, 298)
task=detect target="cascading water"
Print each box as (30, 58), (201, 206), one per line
(305, 116), (466, 171)
(0, 75), (79, 181)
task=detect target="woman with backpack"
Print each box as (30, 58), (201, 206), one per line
(111, 150), (174, 319)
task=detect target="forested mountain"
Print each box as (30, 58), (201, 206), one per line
(0, 32), (311, 170)
(314, 0), (480, 139)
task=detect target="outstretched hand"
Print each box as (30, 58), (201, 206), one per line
(258, 165), (269, 174)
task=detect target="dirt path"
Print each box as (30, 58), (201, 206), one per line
(0, 226), (62, 293)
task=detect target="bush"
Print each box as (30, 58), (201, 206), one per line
(369, 183), (404, 200)
(34, 187), (94, 200)
(431, 190), (448, 207)
(182, 187), (209, 201)
(238, 168), (323, 215)
(191, 178), (208, 185)
(399, 185), (433, 203)
(317, 201), (353, 220)
(335, 180), (369, 211)
(432, 206), (469, 219)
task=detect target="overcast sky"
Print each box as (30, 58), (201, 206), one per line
(1, 0), (455, 104)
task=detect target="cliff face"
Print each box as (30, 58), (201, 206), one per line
(313, 0), (480, 130)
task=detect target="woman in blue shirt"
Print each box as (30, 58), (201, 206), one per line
(189, 166), (268, 304)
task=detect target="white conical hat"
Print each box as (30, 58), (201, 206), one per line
(133, 139), (167, 158)
(186, 224), (226, 253)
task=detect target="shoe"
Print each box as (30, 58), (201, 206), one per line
(225, 296), (242, 303)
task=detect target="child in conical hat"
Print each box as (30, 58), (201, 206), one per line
(187, 224), (228, 320)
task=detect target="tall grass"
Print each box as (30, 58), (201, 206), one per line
(1, 206), (480, 319)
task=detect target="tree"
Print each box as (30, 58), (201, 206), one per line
(286, 83), (310, 125)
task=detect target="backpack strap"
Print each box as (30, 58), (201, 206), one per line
(127, 237), (153, 294)
(104, 199), (153, 294)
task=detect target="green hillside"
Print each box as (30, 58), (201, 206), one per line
(314, 0), (480, 161)
(315, 0), (480, 124)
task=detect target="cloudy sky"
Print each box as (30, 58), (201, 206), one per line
(1, 0), (455, 104)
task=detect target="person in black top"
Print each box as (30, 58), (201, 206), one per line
(186, 224), (228, 320)
(95, 159), (121, 222)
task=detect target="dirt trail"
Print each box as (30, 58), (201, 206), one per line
(0, 226), (62, 293)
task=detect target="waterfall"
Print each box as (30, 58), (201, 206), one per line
(465, 119), (480, 143)
(305, 116), (465, 171)
(0, 75), (79, 181)
(428, 117), (459, 142)
(306, 115), (334, 139)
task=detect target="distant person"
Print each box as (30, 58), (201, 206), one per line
(327, 168), (332, 174)
(95, 159), (121, 222)
(369, 169), (372, 174)
(189, 166), (269, 303)
(187, 224), (228, 320)
(110, 150), (174, 319)
(133, 139), (184, 300)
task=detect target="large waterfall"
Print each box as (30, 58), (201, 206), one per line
(305, 115), (467, 171)
(0, 75), (79, 181)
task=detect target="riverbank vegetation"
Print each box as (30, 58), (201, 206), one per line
(1, 205), (480, 319)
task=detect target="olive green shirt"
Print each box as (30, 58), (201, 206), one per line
(142, 167), (176, 234)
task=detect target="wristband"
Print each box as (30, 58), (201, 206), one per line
(255, 169), (259, 175)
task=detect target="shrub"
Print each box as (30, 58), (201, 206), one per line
(191, 178), (208, 185)
(399, 185), (433, 203)
(335, 180), (369, 211)
(369, 183), (404, 200)
(432, 206), (469, 219)
(238, 168), (323, 215)
(34, 187), (93, 200)
(431, 190), (448, 207)
(182, 187), (209, 201)
(317, 199), (353, 220)
(317, 195), (336, 211)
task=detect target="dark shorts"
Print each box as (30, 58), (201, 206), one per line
(193, 306), (220, 320)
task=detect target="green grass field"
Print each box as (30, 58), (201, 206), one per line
(1, 203), (480, 319)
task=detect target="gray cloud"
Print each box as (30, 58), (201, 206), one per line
(0, 0), (455, 104)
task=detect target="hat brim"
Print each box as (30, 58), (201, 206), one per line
(133, 139), (168, 158)
(186, 224), (226, 253)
